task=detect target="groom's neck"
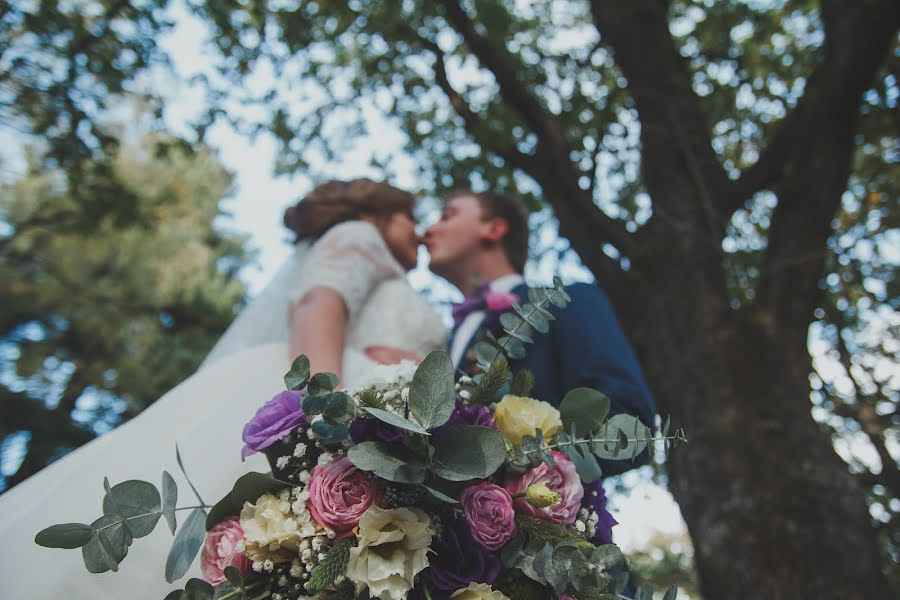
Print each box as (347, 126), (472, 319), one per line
(454, 257), (518, 297)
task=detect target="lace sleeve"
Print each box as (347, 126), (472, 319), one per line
(288, 221), (403, 320)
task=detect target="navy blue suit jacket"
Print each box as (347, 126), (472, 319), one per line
(455, 282), (656, 476)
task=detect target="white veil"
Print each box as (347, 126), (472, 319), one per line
(200, 242), (311, 369)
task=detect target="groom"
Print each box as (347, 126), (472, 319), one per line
(423, 190), (655, 476)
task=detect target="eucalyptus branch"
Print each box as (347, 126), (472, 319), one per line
(518, 430), (687, 460)
(93, 505), (208, 533)
(214, 580), (266, 600)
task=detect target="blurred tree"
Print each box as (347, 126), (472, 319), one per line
(0, 0), (171, 225)
(186, 0), (897, 597)
(629, 531), (701, 599)
(0, 134), (251, 491)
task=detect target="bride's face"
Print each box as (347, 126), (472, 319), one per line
(378, 210), (420, 271)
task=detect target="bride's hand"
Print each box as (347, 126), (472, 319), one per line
(365, 346), (422, 365)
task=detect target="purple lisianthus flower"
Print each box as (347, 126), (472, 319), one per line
(349, 417), (405, 444)
(583, 479), (618, 545)
(241, 390), (306, 460)
(424, 516), (500, 598)
(444, 398), (495, 429)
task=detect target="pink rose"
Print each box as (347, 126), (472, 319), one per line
(200, 516), (251, 586)
(308, 456), (379, 538)
(505, 451), (584, 525)
(460, 482), (516, 550)
(485, 290), (519, 312)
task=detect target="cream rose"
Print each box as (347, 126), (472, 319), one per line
(346, 505), (433, 600)
(492, 395), (562, 445)
(450, 583), (512, 599)
(239, 492), (301, 553)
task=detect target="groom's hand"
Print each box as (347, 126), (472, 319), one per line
(365, 346), (422, 365)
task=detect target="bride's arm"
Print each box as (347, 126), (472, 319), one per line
(290, 287), (348, 382)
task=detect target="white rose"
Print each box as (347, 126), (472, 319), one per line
(450, 583), (512, 600)
(345, 506), (433, 600)
(240, 492), (301, 552)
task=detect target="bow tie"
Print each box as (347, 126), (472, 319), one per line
(451, 284), (520, 330)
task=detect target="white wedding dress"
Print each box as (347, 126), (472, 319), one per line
(0, 221), (447, 599)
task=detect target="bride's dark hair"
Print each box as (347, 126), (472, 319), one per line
(284, 178), (415, 242)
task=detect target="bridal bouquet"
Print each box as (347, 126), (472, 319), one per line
(36, 279), (683, 600)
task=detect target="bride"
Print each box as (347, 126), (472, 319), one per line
(0, 178), (448, 598)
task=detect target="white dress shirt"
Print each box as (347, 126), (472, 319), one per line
(450, 273), (525, 367)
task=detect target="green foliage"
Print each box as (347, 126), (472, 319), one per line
(347, 441), (427, 485)
(306, 539), (353, 594)
(102, 480), (162, 538)
(560, 388), (611, 437)
(510, 368), (535, 397)
(408, 350), (456, 429)
(1, 134), (251, 491)
(430, 425), (507, 481)
(165, 508), (207, 583)
(474, 279), (570, 371)
(301, 367), (354, 446)
(284, 355), (312, 391)
(363, 406), (430, 436)
(34, 523), (94, 549)
(467, 358), (510, 406)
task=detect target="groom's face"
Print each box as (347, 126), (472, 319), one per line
(424, 194), (488, 279)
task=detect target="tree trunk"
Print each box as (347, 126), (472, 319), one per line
(625, 234), (888, 599)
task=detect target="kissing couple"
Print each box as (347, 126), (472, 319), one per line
(0, 178), (654, 598)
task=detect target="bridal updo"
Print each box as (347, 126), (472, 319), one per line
(284, 178), (415, 242)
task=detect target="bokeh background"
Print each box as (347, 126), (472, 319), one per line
(1, 1), (897, 598)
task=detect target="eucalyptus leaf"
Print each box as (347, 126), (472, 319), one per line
(500, 534), (526, 568)
(103, 479), (162, 538)
(501, 337), (526, 359)
(34, 523), (94, 549)
(182, 577), (215, 600)
(499, 311), (522, 332)
(284, 354), (311, 390)
(408, 351), (455, 429)
(164, 591), (183, 600)
(224, 565), (244, 588)
(363, 406), (430, 435)
(166, 508), (207, 583)
(561, 442), (603, 483)
(323, 391), (355, 422)
(308, 372), (338, 396)
(431, 426), (506, 481)
(302, 393), (327, 416)
(592, 414), (651, 461)
(531, 541), (553, 578)
(560, 387), (611, 436)
(311, 420), (349, 445)
(82, 514), (131, 573)
(211, 582), (240, 600)
(162, 471), (178, 534)
(663, 585), (679, 600)
(421, 484), (459, 504)
(474, 341), (499, 367)
(347, 441), (426, 484)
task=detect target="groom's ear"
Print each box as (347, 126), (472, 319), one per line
(481, 217), (509, 243)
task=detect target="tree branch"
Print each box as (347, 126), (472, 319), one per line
(589, 0), (733, 238)
(728, 0), (900, 216)
(756, 0), (899, 334)
(438, 0), (565, 146)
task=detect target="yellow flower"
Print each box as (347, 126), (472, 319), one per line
(346, 505), (434, 600)
(450, 583), (512, 599)
(525, 483), (560, 509)
(493, 395), (562, 446)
